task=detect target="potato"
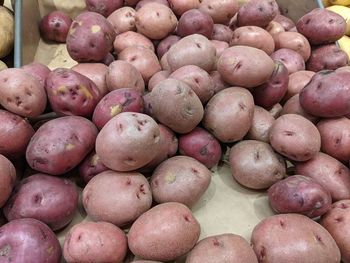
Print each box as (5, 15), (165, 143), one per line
(252, 61), (288, 109)
(119, 46), (162, 83)
(107, 7), (136, 34)
(179, 127), (221, 169)
(176, 9), (214, 39)
(150, 156), (212, 207)
(300, 71), (350, 118)
(203, 87), (254, 143)
(83, 170), (152, 226)
(270, 48), (305, 74)
(106, 60), (145, 93)
(149, 79), (204, 134)
(132, 261), (162, 263)
(230, 26), (275, 55)
(0, 6), (14, 59)
(169, 65), (215, 104)
(148, 70), (170, 91)
(96, 112), (160, 171)
(21, 62), (51, 86)
(160, 52), (171, 70)
(102, 52), (115, 66)
(46, 68), (100, 117)
(237, 0), (279, 27)
(266, 21), (285, 39)
(167, 0), (200, 16)
(0, 155), (15, 208)
(0, 60), (7, 71)
(199, 0), (239, 24)
(283, 70), (315, 102)
(39, 11), (72, 43)
(307, 44), (349, 72)
(321, 200), (350, 263)
(92, 88), (143, 129)
(86, 0), (123, 17)
(211, 24), (233, 43)
(128, 202), (200, 261)
(135, 0), (169, 10)
(79, 151), (108, 183)
(26, 116), (98, 175)
(212, 40), (229, 63)
(210, 70), (229, 93)
(135, 3), (177, 40)
(156, 35), (181, 59)
(113, 31), (155, 54)
(273, 14), (295, 31)
(296, 8), (346, 45)
(0, 68), (47, 118)
(142, 92), (155, 119)
(269, 114), (321, 161)
(166, 34), (216, 72)
(0, 110), (34, 158)
(0, 218), (61, 263)
(274, 32), (311, 61)
(246, 106), (275, 143)
(186, 234), (258, 263)
(295, 152), (350, 202)
(66, 12), (116, 62)
(251, 214), (341, 263)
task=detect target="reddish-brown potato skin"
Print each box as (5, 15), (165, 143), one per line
(113, 31), (155, 54)
(167, 0), (200, 16)
(0, 155), (16, 208)
(148, 70), (170, 92)
(107, 7), (136, 35)
(186, 234), (258, 263)
(251, 214), (341, 263)
(128, 202), (201, 261)
(284, 70), (315, 102)
(246, 106), (275, 143)
(321, 200), (350, 263)
(0, 218), (61, 263)
(102, 52), (115, 66)
(270, 48), (305, 74)
(83, 170), (152, 227)
(211, 24), (233, 43)
(79, 151), (108, 183)
(297, 8), (346, 45)
(0, 110), (34, 158)
(39, 11), (72, 43)
(21, 62), (51, 86)
(156, 35), (181, 59)
(199, 0), (239, 24)
(177, 9), (214, 39)
(274, 32), (311, 61)
(4, 174), (78, 231)
(273, 14), (295, 31)
(26, 116), (98, 175)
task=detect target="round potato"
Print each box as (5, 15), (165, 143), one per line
(211, 24), (233, 43)
(156, 35), (181, 59)
(148, 70), (170, 92)
(21, 62), (51, 86)
(199, 0), (239, 24)
(246, 106), (275, 143)
(167, 0), (200, 16)
(283, 70), (315, 102)
(107, 7), (136, 34)
(79, 151), (108, 183)
(113, 31), (154, 54)
(0, 154), (16, 208)
(274, 32), (311, 61)
(270, 48), (305, 74)
(39, 11), (72, 43)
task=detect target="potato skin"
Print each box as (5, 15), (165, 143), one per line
(135, 0), (170, 10)
(251, 214), (341, 263)
(177, 9), (214, 39)
(156, 35), (181, 59)
(63, 221), (127, 263)
(79, 151), (108, 183)
(203, 87), (254, 143)
(113, 31), (155, 53)
(128, 202), (200, 261)
(270, 48), (305, 74)
(0, 155), (16, 208)
(85, 0), (123, 17)
(273, 14), (295, 31)
(148, 70), (170, 92)
(246, 106), (275, 143)
(0, 218), (61, 263)
(39, 11), (72, 43)
(21, 62), (51, 86)
(4, 174), (78, 231)
(284, 70), (315, 102)
(274, 32), (311, 61)
(211, 24), (233, 43)
(107, 7), (136, 35)
(186, 234), (258, 263)
(269, 114), (321, 161)
(167, 0), (200, 16)
(199, 0), (239, 24)
(210, 70), (229, 94)
(26, 116), (98, 175)
(0, 68), (47, 118)
(83, 170), (152, 227)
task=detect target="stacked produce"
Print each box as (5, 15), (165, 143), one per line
(0, 0), (350, 262)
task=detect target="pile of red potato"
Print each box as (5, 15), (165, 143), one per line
(1, 0), (350, 262)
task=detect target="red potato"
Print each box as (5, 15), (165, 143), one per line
(156, 35), (181, 59)
(135, 0), (169, 10)
(82, 170), (152, 226)
(102, 52), (115, 66)
(265, 21), (285, 39)
(63, 221), (127, 263)
(142, 92), (155, 119)
(113, 31), (155, 54)
(273, 14), (295, 31)
(92, 88), (144, 129)
(85, 0), (123, 17)
(283, 70), (315, 102)
(0, 110), (34, 158)
(271, 48), (305, 74)
(178, 127), (222, 169)
(128, 202), (200, 261)
(147, 70), (170, 92)
(211, 24), (233, 43)
(199, 0), (239, 24)
(246, 106), (275, 143)
(0, 218), (61, 263)
(0, 155), (16, 208)
(79, 151), (108, 183)
(295, 152), (350, 201)
(107, 7), (136, 35)
(21, 62), (51, 86)
(39, 11), (72, 43)
(210, 70), (229, 93)
(167, 0), (200, 16)
(26, 116), (98, 175)
(274, 32), (311, 61)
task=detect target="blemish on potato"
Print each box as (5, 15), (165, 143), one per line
(110, 104), (123, 117)
(91, 154), (100, 167)
(0, 244), (11, 257)
(57, 85), (67, 94)
(165, 173), (176, 184)
(65, 143), (75, 151)
(91, 25), (101, 34)
(46, 246), (54, 255)
(79, 85), (93, 99)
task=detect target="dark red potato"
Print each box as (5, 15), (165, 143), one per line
(273, 14), (295, 31)
(156, 35), (181, 59)
(79, 151), (108, 183)
(21, 62), (51, 86)
(177, 9), (214, 39)
(39, 11), (72, 43)
(85, 0), (123, 17)
(135, 0), (169, 10)
(271, 48), (305, 74)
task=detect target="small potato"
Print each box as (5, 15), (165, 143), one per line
(274, 32), (311, 61)
(39, 11), (72, 43)
(211, 40), (228, 62)
(102, 52), (115, 65)
(230, 26), (275, 55)
(135, 3), (177, 40)
(96, 112), (160, 171)
(212, 26), (232, 46)
(107, 7), (136, 34)
(0, 110), (34, 158)
(156, 35), (181, 59)
(113, 31), (154, 54)
(167, 0), (200, 16)
(135, 0), (170, 10)
(251, 214), (341, 263)
(21, 62), (51, 87)
(229, 140), (286, 189)
(266, 21), (285, 39)
(85, 0), (123, 17)
(295, 152), (350, 201)
(271, 48), (305, 74)
(273, 14), (295, 31)
(210, 70), (229, 93)
(0, 154), (16, 208)
(0, 68), (47, 118)
(106, 60), (145, 93)
(199, 0), (239, 24)
(186, 233), (258, 263)
(26, 116), (98, 175)
(217, 46), (275, 88)
(179, 127), (222, 169)
(176, 9), (214, 39)
(203, 87), (254, 143)
(246, 106), (275, 143)
(150, 156), (212, 207)
(83, 170), (152, 226)
(142, 92), (155, 119)
(169, 65), (215, 104)
(269, 103), (283, 118)
(128, 202), (200, 261)
(79, 151), (108, 183)
(269, 114), (321, 161)
(283, 70), (315, 102)
(148, 70), (170, 92)
(297, 8), (346, 45)
(63, 221), (127, 263)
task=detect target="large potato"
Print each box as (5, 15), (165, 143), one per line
(217, 46), (274, 88)
(107, 7), (136, 34)
(199, 0), (239, 24)
(270, 48), (305, 74)
(269, 114), (321, 161)
(128, 202), (200, 261)
(0, 6), (14, 59)
(203, 87), (254, 143)
(113, 31), (154, 53)
(79, 151), (108, 183)
(167, 0), (200, 16)
(274, 32), (311, 61)
(251, 214), (341, 263)
(246, 106), (275, 143)
(0, 155), (16, 208)
(26, 116), (98, 175)
(284, 70), (315, 102)
(266, 21), (285, 39)
(237, 0), (278, 27)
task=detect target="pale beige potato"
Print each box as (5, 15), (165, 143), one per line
(0, 60), (7, 71)
(0, 154), (16, 208)
(266, 21), (285, 39)
(0, 6), (14, 59)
